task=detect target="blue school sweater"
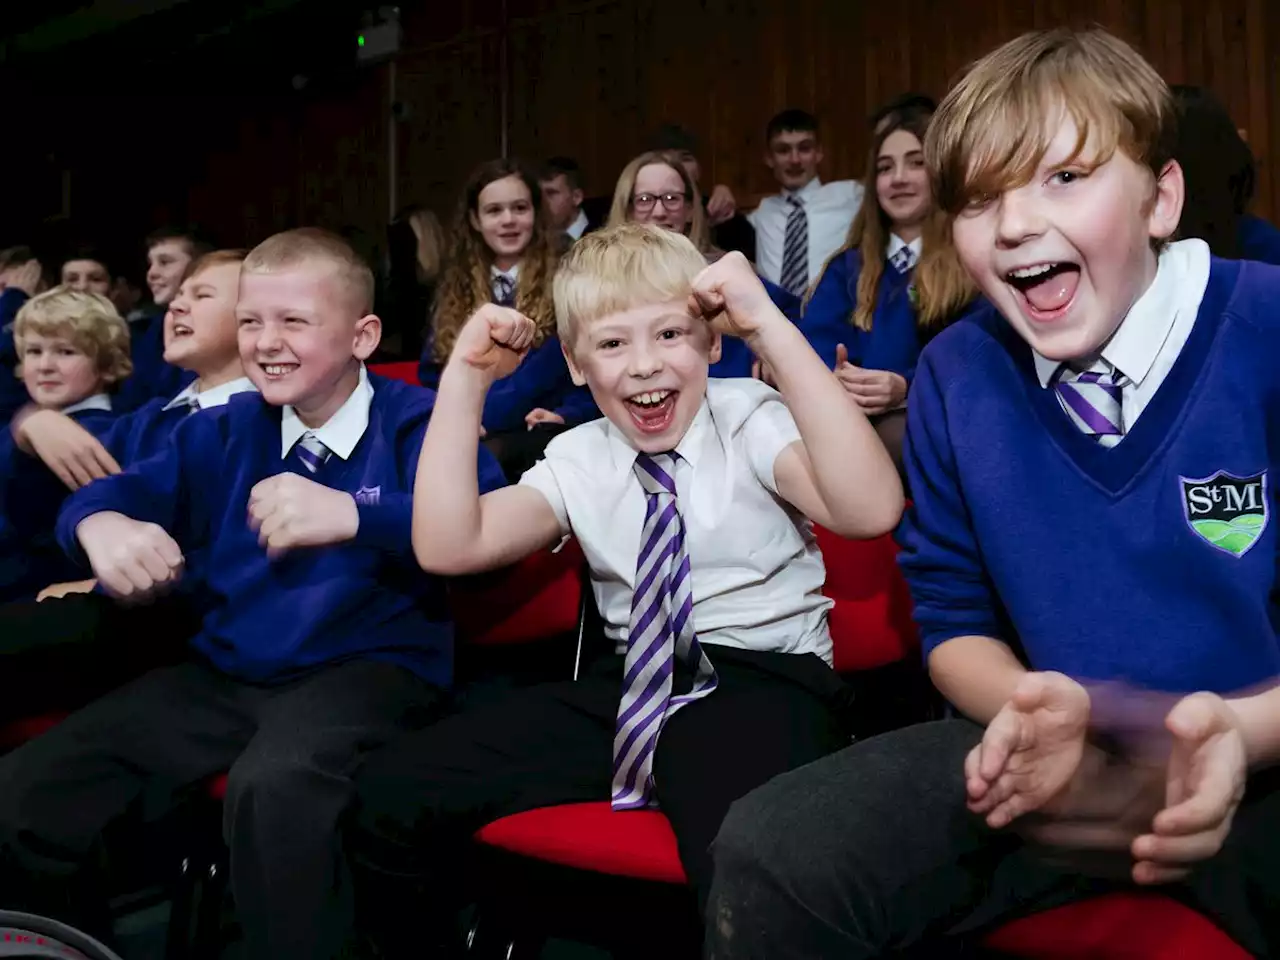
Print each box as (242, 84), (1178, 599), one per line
(114, 311), (195, 413)
(897, 257), (1280, 694)
(418, 335), (597, 432)
(56, 375), (507, 686)
(798, 250), (924, 381)
(0, 401), (119, 601)
(1238, 214), (1280, 266)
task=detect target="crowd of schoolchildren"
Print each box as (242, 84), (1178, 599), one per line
(0, 24), (1278, 960)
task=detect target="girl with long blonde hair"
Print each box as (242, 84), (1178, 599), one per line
(799, 101), (975, 415)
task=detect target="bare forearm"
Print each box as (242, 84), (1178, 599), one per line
(929, 635), (1030, 725)
(751, 319), (903, 531)
(412, 362), (490, 570)
(1227, 683), (1280, 768)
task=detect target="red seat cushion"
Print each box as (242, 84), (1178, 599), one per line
(814, 527), (919, 672)
(0, 712), (66, 752)
(982, 892), (1249, 959)
(369, 361), (420, 385)
(475, 802), (687, 885)
(451, 542), (584, 647)
(207, 773), (228, 801)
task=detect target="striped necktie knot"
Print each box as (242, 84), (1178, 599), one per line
(294, 432), (332, 473)
(634, 452), (679, 497)
(492, 273), (516, 307)
(889, 244), (918, 275)
(1054, 362), (1129, 444)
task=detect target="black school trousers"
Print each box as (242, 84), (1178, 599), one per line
(705, 718), (1280, 959)
(0, 657), (442, 960)
(347, 643), (852, 958)
(0, 592), (200, 725)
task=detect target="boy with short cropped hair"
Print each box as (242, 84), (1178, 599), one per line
(112, 226), (216, 411)
(0, 289), (130, 601)
(706, 27), (1280, 959)
(0, 228), (505, 959)
(341, 223), (902, 955)
(749, 109), (863, 296)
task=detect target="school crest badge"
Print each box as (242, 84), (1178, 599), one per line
(1179, 470), (1268, 557)
(353, 485), (381, 506)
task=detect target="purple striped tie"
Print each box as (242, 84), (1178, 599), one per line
(294, 432), (332, 473)
(1054, 364), (1128, 444)
(612, 452), (718, 811)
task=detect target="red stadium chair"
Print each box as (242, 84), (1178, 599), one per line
(471, 526), (923, 953)
(981, 891), (1250, 959)
(0, 712), (65, 754)
(369, 361), (419, 385)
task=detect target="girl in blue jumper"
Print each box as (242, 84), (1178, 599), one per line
(420, 161), (585, 426)
(798, 101), (974, 467)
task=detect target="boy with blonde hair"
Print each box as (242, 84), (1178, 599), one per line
(0, 228), (505, 959)
(341, 223), (902, 955)
(706, 27), (1280, 958)
(0, 289), (130, 600)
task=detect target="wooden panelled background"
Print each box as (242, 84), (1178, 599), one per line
(17, 0), (1280, 255)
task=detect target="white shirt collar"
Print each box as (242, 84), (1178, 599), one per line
(61, 393), (112, 416)
(566, 209), (590, 241)
(280, 364), (373, 461)
(784, 177), (823, 203)
(162, 376), (258, 412)
(602, 394), (713, 479)
(491, 263), (520, 282)
(887, 233), (923, 261)
(1032, 239), (1209, 388)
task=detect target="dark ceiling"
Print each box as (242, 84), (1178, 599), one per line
(2, 0), (370, 95)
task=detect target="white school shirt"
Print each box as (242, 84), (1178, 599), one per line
(280, 364), (373, 461)
(491, 263), (520, 302)
(565, 209), (590, 242)
(1032, 239), (1211, 436)
(749, 177), (864, 289)
(61, 393), (112, 415)
(520, 378), (833, 664)
(161, 376), (258, 412)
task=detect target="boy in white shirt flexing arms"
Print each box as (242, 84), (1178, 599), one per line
(339, 223), (902, 956)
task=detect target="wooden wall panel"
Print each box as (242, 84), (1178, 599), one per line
(390, 0), (1280, 225)
(14, 0), (1276, 260)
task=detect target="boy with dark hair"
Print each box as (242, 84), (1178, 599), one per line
(539, 156), (595, 242)
(750, 108), (864, 298)
(707, 28), (1280, 959)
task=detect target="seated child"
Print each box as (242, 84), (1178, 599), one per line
(0, 228), (505, 959)
(420, 159), (592, 428)
(704, 28), (1280, 959)
(112, 226), (217, 410)
(0, 288), (130, 602)
(340, 223), (903, 956)
(0, 251), (51, 424)
(602, 150), (803, 382)
(0, 251), (256, 723)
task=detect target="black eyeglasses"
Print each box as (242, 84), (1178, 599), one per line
(632, 192), (689, 213)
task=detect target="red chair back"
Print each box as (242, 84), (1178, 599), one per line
(450, 541), (585, 647)
(369, 361), (419, 385)
(815, 526), (919, 673)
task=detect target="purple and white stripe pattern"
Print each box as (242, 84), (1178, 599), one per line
(294, 432), (332, 473)
(612, 452), (718, 811)
(1054, 363), (1128, 447)
(780, 196), (809, 297)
